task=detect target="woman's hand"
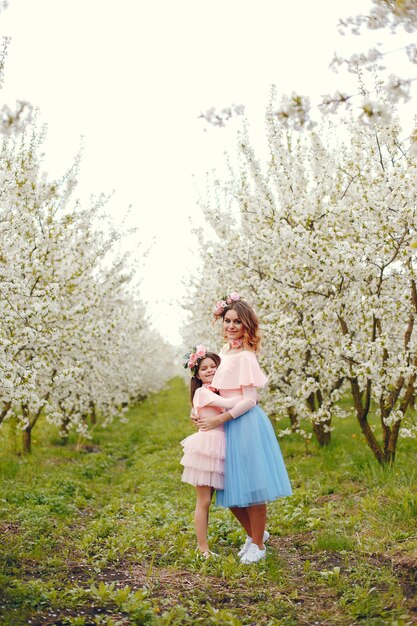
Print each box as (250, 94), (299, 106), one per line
(197, 414), (226, 431)
(190, 409), (199, 428)
(190, 408), (219, 430)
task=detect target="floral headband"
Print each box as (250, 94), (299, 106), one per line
(214, 292), (241, 317)
(183, 344), (209, 377)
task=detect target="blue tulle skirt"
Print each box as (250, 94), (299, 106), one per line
(215, 404), (292, 508)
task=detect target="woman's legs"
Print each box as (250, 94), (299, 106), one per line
(194, 486), (214, 553)
(230, 506), (252, 536)
(230, 504), (267, 547)
(247, 504), (267, 549)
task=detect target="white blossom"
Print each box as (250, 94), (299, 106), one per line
(199, 104), (245, 128)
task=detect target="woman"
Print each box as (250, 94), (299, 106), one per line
(193, 293), (292, 564)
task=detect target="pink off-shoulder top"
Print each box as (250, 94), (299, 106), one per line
(211, 349), (268, 419)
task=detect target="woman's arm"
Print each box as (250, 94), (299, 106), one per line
(189, 392), (240, 421)
(205, 394), (242, 410)
(189, 395), (240, 428)
(197, 386), (257, 431)
(228, 386), (257, 418)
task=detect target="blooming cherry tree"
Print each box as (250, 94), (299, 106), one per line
(185, 95), (417, 464)
(0, 116), (176, 452)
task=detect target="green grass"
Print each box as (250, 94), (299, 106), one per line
(1, 377), (417, 625)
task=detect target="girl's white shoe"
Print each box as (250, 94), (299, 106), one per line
(237, 530), (270, 558)
(195, 549), (218, 560)
(240, 543), (266, 564)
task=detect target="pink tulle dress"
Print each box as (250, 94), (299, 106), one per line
(180, 384), (240, 490)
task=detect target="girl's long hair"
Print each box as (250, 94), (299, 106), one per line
(215, 300), (261, 352)
(190, 351), (221, 403)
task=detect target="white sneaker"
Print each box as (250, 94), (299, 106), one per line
(237, 536), (252, 558)
(240, 542), (266, 564)
(237, 530), (270, 558)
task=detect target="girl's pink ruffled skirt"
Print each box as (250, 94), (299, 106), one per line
(180, 427), (225, 489)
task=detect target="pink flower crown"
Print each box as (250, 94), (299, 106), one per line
(182, 344), (209, 376)
(214, 292), (241, 317)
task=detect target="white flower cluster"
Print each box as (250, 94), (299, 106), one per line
(199, 104), (245, 128)
(334, 1), (417, 126)
(359, 97), (393, 125)
(0, 36), (9, 91)
(0, 100), (33, 134)
(329, 48), (384, 73)
(406, 43), (417, 64)
(185, 99), (417, 464)
(0, 119), (176, 451)
(339, 0), (417, 35)
(275, 93), (316, 131)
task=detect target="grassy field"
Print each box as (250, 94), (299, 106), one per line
(1, 377), (417, 626)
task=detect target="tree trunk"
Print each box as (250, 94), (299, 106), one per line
(0, 401), (11, 426)
(346, 374), (386, 464)
(312, 419), (332, 446)
(384, 419), (402, 465)
(22, 427), (31, 454)
(306, 390), (332, 446)
(60, 416), (70, 444)
(287, 406), (299, 430)
(20, 375), (56, 454)
(356, 413), (385, 465)
(89, 400), (96, 425)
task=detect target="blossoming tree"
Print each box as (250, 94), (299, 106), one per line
(0, 117), (176, 453)
(184, 95), (417, 464)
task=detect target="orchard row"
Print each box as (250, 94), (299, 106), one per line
(0, 122), (175, 452)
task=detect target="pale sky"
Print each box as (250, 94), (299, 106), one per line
(2, 0), (405, 344)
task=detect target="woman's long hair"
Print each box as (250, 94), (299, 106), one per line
(190, 351), (221, 403)
(215, 300), (261, 352)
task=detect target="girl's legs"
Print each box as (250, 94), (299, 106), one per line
(194, 486), (214, 553)
(247, 504), (267, 549)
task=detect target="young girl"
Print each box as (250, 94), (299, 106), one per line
(180, 345), (241, 558)
(193, 295), (292, 564)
